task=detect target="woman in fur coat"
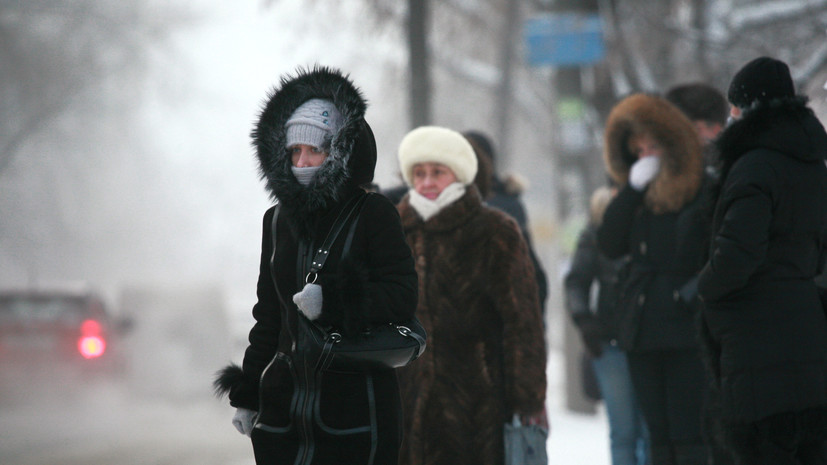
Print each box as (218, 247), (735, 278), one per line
(597, 93), (711, 465)
(214, 66), (418, 465)
(698, 57), (827, 465)
(394, 126), (547, 465)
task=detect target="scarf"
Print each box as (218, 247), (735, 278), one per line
(408, 182), (466, 222)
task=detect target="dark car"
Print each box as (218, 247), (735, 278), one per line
(0, 287), (128, 386)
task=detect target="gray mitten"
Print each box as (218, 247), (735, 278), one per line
(232, 407), (257, 437)
(293, 283), (323, 320)
(629, 156), (661, 191)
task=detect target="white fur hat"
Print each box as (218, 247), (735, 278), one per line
(397, 126), (478, 186)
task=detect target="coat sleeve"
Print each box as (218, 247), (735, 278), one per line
(597, 185), (645, 259)
(234, 207), (282, 410)
(490, 217), (547, 416)
(319, 194), (418, 335)
(698, 156), (776, 303)
(564, 228), (598, 319)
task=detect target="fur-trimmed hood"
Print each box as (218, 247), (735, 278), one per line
(252, 66), (376, 233)
(604, 93), (704, 213)
(715, 96), (827, 183)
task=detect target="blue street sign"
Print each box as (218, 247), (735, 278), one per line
(524, 13), (605, 67)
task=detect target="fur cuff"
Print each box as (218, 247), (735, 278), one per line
(213, 363), (245, 398)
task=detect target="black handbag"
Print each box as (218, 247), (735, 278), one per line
(272, 193), (427, 373)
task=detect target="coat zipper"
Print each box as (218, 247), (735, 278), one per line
(295, 240), (316, 465)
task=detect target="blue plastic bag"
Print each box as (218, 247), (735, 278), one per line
(504, 415), (548, 465)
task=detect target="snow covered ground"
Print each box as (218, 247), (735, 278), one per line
(546, 348), (611, 465)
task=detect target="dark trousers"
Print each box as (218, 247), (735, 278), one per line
(627, 349), (708, 465)
(702, 384), (736, 465)
(725, 408), (827, 465)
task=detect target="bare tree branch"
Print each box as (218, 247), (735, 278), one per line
(793, 31), (827, 84)
(726, 0), (827, 29)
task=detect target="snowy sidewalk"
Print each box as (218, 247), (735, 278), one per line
(546, 347), (611, 465)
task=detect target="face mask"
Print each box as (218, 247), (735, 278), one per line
(292, 166), (321, 186)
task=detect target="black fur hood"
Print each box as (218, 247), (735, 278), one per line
(715, 96), (827, 182)
(252, 66), (376, 227)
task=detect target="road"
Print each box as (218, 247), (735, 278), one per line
(0, 374), (253, 465)
(0, 344), (611, 465)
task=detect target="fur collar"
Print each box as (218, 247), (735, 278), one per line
(252, 66), (376, 237)
(603, 93), (704, 213)
(715, 96), (827, 183)
(399, 185), (484, 233)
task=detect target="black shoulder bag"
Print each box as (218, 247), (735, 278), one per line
(272, 193), (427, 373)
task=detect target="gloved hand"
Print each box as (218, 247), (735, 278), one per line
(628, 156), (661, 191)
(293, 283), (323, 320)
(573, 314), (608, 358)
(232, 407), (257, 437)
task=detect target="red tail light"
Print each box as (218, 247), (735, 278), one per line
(79, 336), (105, 359)
(78, 319), (106, 359)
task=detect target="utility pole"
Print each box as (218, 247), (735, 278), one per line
(524, 0), (604, 414)
(494, 0), (520, 170)
(408, 0), (431, 129)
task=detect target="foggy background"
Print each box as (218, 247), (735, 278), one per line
(2, 0), (827, 463)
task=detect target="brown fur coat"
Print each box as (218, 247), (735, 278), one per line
(396, 186), (547, 465)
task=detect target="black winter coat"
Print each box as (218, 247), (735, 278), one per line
(487, 177), (549, 310)
(565, 224), (627, 342)
(215, 67), (418, 465)
(698, 96), (827, 423)
(597, 94), (709, 352)
(598, 186), (709, 351)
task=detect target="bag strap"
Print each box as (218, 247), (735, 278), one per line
(269, 194), (368, 305)
(341, 194), (369, 255)
(304, 193), (369, 284)
(269, 201), (291, 313)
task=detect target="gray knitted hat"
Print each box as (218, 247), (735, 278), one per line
(285, 98), (344, 150)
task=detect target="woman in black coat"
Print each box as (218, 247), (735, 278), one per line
(697, 57), (827, 465)
(214, 66), (418, 465)
(597, 93), (710, 465)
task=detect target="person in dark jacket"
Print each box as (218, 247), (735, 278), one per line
(665, 82), (734, 465)
(394, 126), (547, 465)
(463, 130), (549, 316)
(565, 185), (649, 465)
(213, 66), (418, 465)
(697, 56), (827, 465)
(665, 83), (728, 149)
(597, 93), (711, 465)
(665, 83), (728, 177)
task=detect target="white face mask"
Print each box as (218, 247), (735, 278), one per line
(291, 166), (321, 186)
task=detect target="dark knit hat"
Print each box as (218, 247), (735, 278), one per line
(727, 56), (795, 108)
